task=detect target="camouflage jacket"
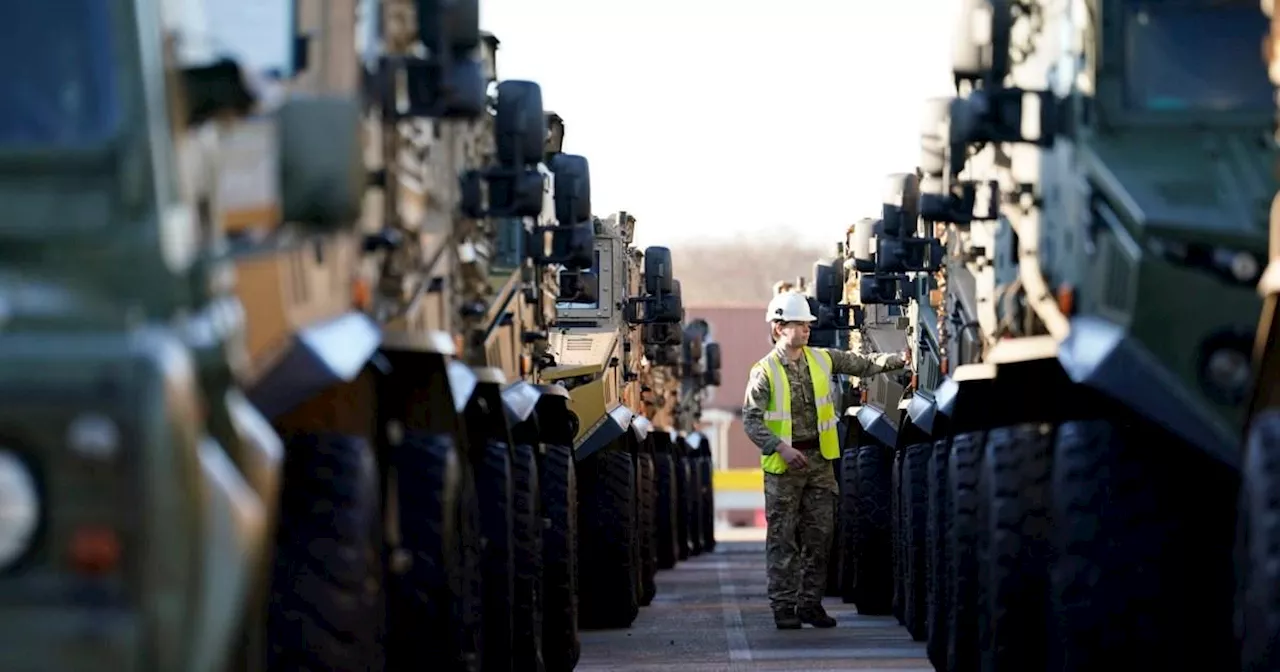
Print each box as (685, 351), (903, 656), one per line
(741, 345), (906, 455)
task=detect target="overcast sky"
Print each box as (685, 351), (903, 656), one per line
(479, 0), (961, 249)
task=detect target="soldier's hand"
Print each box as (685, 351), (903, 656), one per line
(779, 443), (808, 469)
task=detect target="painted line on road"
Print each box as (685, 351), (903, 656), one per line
(717, 552), (753, 664)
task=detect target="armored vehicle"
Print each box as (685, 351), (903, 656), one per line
(541, 210), (690, 629)
(895, 0), (1274, 670)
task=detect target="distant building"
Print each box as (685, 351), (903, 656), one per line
(687, 304), (770, 527)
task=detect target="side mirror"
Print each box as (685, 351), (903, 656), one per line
(643, 323), (683, 346)
(278, 96), (365, 230)
(550, 153), (592, 224)
(704, 369), (722, 387)
(495, 81), (546, 167)
(859, 274), (910, 305)
(813, 261), (839, 306)
(545, 112), (565, 158)
(883, 173), (921, 232)
(644, 246), (674, 294)
(705, 342), (722, 372)
(849, 217), (876, 262)
(919, 97), (950, 178)
(951, 0), (1012, 85)
(415, 0), (480, 53)
(545, 221), (595, 270)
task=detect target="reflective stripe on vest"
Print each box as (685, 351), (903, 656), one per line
(759, 347), (841, 474)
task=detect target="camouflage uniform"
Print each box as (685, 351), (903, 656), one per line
(742, 344), (905, 616)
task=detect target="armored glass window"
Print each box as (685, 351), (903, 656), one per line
(0, 2), (121, 148)
(1121, 0), (1271, 111)
(557, 249), (602, 310)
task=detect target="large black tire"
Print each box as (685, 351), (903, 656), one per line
(979, 425), (1054, 671)
(699, 452), (717, 553)
(1050, 418), (1237, 671)
(946, 431), (986, 672)
(636, 452), (658, 606)
(1237, 410), (1280, 671)
(674, 451), (691, 561)
(925, 438), (952, 669)
(853, 443), (893, 615)
(476, 441), (516, 672)
(268, 433), (385, 672)
(653, 452), (679, 570)
(903, 442), (930, 641)
(384, 431), (484, 672)
(510, 444), (545, 672)
(687, 453), (705, 557)
(825, 455), (843, 597)
(891, 448), (905, 624)
(579, 449), (640, 629)
(540, 444), (580, 672)
(838, 445), (859, 603)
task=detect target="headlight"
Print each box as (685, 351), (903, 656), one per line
(0, 450), (39, 569)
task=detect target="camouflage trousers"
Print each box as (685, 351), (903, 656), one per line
(763, 444), (838, 612)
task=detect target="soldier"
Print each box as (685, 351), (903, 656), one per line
(742, 291), (908, 629)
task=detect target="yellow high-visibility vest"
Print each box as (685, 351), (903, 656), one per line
(755, 346), (840, 474)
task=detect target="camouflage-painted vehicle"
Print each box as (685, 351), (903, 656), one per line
(1237, 1), (1280, 668)
(542, 210), (691, 629)
(908, 0), (1272, 670)
(0, 1), (365, 671)
(0, 0), (610, 670)
(636, 315), (722, 570)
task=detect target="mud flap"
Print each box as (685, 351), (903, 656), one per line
(246, 311), (382, 420)
(1057, 316), (1239, 469)
(575, 404), (636, 462)
(855, 404), (899, 448)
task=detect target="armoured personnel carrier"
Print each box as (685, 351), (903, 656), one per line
(906, 0), (1273, 670)
(0, 0), (612, 671)
(541, 210), (689, 629)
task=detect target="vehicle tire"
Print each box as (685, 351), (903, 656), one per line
(1237, 409), (1280, 672)
(946, 431), (986, 672)
(1051, 418), (1237, 671)
(903, 442), (930, 641)
(978, 425), (1053, 671)
(579, 448), (639, 629)
(511, 444), (545, 672)
(636, 452), (658, 606)
(699, 452), (717, 553)
(267, 433), (385, 672)
(853, 442), (893, 615)
(892, 447), (905, 624)
(475, 440), (516, 671)
(540, 443), (580, 672)
(838, 445), (860, 603)
(654, 451), (679, 570)
(687, 452), (704, 557)
(925, 437), (952, 669)
(674, 451), (691, 562)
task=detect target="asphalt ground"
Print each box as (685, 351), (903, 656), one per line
(575, 536), (931, 672)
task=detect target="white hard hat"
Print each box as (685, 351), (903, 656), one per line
(765, 292), (816, 323)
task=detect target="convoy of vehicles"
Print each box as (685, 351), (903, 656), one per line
(0, 1), (717, 671)
(821, 0), (1280, 670)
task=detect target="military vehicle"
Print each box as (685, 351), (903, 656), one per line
(0, 0), (631, 670)
(1237, 1), (1280, 668)
(889, 0), (1274, 670)
(637, 315), (722, 568)
(541, 210), (693, 629)
(0, 1), (368, 671)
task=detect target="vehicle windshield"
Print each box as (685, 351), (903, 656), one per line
(1122, 0), (1271, 112)
(557, 250), (601, 310)
(0, 3), (121, 149)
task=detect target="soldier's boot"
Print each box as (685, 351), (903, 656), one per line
(773, 606), (802, 630)
(797, 604), (837, 628)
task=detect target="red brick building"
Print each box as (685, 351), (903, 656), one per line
(686, 304), (771, 526)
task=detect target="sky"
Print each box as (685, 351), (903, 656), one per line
(479, 0), (961, 250)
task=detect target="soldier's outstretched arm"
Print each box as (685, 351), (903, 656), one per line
(824, 348), (906, 377)
(741, 364), (782, 455)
